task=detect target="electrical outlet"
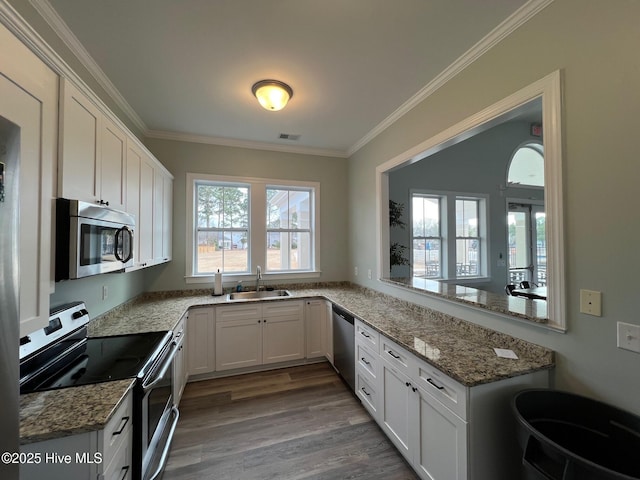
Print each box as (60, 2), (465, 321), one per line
(617, 322), (640, 353)
(580, 289), (602, 316)
(354, 266), (358, 276)
(102, 285), (108, 301)
(367, 269), (372, 280)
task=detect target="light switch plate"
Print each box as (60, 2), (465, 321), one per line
(580, 289), (601, 316)
(617, 322), (640, 353)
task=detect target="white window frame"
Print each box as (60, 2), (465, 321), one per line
(186, 173), (321, 284)
(410, 189), (488, 281)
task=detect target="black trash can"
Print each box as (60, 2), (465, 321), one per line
(512, 389), (640, 480)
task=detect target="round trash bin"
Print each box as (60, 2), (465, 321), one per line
(512, 389), (640, 480)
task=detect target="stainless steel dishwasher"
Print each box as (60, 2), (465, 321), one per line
(332, 305), (355, 391)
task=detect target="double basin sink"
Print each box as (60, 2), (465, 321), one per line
(225, 289), (291, 302)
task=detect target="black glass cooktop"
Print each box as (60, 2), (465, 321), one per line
(20, 331), (171, 394)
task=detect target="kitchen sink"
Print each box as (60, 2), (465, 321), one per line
(226, 289), (291, 301)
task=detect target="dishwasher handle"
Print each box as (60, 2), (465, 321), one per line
(332, 305), (354, 325)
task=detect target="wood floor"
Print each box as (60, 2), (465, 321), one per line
(162, 362), (419, 480)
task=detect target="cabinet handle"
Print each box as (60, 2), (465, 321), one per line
(427, 378), (445, 390)
(361, 387), (371, 397)
(412, 386), (418, 393)
(360, 357), (371, 365)
(119, 465), (130, 480)
(405, 382), (411, 388)
(360, 331), (371, 338)
(258, 320), (261, 323)
(113, 416), (130, 436)
(387, 350), (401, 359)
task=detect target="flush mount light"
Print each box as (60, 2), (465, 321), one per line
(251, 79), (293, 111)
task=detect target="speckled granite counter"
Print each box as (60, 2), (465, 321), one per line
(89, 282), (554, 387)
(22, 282), (553, 444)
(20, 379), (134, 445)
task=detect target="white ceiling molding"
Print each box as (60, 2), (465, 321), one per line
(29, 0), (147, 133)
(145, 130), (348, 159)
(347, 0), (555, 157)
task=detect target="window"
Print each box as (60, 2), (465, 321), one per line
(187, 173), (319, 282)
(195, 182), (249, 274)
(455, 198), (480, 277)
(411, 191), (487, 280)
(508, 143), (544, 187)
(266, 187), (313, 271)
(411, 194), (442, 278)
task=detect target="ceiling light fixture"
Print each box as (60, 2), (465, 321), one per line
(252, 79), (293, 112)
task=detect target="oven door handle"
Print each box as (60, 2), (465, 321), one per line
(141, 340), (178, 392)
(146, 406), (180, 480)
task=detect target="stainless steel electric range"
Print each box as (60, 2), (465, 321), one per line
(19, 301), (181, 480)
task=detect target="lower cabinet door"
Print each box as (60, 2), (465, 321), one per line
(216, 318), (262, 371)
(380, 359), (412, 460)
(413, 386), (468, 480)
(262, 315), (304, 364)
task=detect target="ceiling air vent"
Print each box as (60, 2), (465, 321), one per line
(279, 133), (301, 141)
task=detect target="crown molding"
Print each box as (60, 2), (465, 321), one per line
(15, 0), (553, 160)
(145, 130), (348, 159)
(347, 0), (555, 157)
(29, 0), (147, 133)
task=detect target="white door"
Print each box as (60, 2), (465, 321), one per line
(262, 314), (304, 364)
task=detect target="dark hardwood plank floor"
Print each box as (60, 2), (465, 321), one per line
(163, 362), (419, 480)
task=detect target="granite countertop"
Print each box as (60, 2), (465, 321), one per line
(22, 282), (554, 444)
(20, 379), (134, 445)
(90, 282), (554, 386)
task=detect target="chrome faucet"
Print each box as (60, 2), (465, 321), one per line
(256, 265), (263, 291)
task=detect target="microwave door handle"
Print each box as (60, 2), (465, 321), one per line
(114, 227), (133, 263)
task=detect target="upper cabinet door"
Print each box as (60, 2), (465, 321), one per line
(59, 79), (101, 204)
(0, 25), (58, 337)
(100, 116), (126, 210)
(59, 78), (127, 210)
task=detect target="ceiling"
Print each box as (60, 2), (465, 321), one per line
(39, 0), (533, 157)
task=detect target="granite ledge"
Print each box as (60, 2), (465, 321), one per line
(20, 379), (134, 445)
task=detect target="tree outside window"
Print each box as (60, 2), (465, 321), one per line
(195, 182), (249, 273)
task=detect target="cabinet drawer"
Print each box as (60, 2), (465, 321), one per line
(381, 337), (410, 375)
(356, 342), (379, 381)
(102, 428), (132, 480)
(413, 358), (467, 420)
(356, 373), (379, 418)
(263, 300), (303, 318)
(216, 303), (261, 322)
(355, 319), (379, 353)
(101, 391), (132, 466)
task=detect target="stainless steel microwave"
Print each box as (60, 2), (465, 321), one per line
(55, 198), (135, 281)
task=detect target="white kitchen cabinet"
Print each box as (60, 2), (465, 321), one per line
(216, 301), (304, 371)
(21, 391), (132, 480)
(413, 385), (468, 480)
(187, 307), (216, 377)
(125, 142), (173, 270)
(1, 25), (57, 337)
(58, 79), (126, 210)
(137, 154), (155, 266)
(380, 357), (413, 459)
(325, 301), (334, 364)
(216, 303), (262, 371)
(173, 314), (188, 405)
(99, 115), (126, 211)
(360, 325), (548, 480)
(263, 301), (304, 364)
(304, 299), (326, 359)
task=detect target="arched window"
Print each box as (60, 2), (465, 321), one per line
(507, 143), (544, 187)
